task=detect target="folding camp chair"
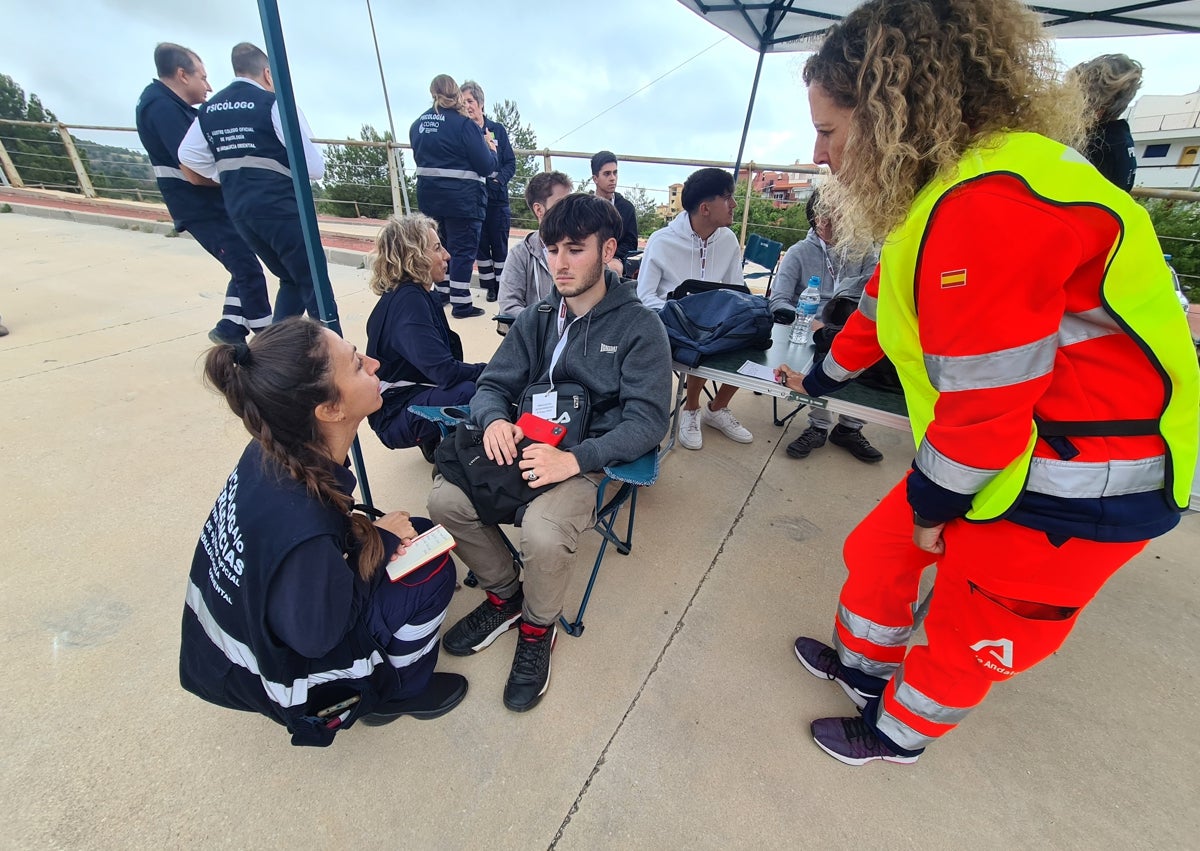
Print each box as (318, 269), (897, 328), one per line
(411, 405), (658, 637)
(742, 233), (783, 295)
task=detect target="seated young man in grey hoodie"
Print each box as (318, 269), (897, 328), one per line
(429, 193), (672, 713)
(772, 190), (884, 464)
(496, 171), (574, 318)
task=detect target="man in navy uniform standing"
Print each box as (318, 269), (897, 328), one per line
(178, 42), (325, 321)
(135, 42), (271, 344)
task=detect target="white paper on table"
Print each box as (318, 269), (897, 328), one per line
(737, 361), (778, 382)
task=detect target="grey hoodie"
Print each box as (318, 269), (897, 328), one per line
(497, 231), (553, 318)
(471, 278), (672, 474)
(768, 228), (879, 318)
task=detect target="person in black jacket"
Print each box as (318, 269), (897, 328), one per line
(409, 74), (498, 319)
(461, 81), (516, 303)
(366, 214), (487, 461)
(590, 151), (640, 277)
(135, 42), (270, 345)
(1070, 53), (1143, 192)
(180, 318), (467, 746)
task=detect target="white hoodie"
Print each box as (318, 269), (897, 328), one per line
(636, 212), (744, 309)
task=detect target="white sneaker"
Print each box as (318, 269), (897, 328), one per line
(701, 405), (753, 443)
(678, 407), (703, 450)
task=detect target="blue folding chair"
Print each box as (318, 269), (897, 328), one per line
(742, 233), (783, 295)
(411, 405), (658, 637)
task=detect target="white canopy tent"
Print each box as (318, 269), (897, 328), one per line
(676, 0), (1200, 174)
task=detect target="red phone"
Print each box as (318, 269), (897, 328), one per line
(516, 412), (566, 446)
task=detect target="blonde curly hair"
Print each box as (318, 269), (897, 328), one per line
(1069, 54), (1143, 124)
(369, 214), (440, 295)
(803, 0), (1087, 249)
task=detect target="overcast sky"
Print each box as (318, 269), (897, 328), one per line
(3, 0), (1198, 199)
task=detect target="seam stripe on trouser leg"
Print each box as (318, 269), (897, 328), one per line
(854, 484), (1147, 750)
(438, 215), (483, 306)
(833, 475), (934, 679)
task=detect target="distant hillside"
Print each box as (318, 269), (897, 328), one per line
(76, 140), (157, 200)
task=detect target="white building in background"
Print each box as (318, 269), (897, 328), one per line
(1130, 87), (1200, 190)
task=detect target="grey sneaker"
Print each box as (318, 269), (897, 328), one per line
(811, 716), (921, 766)
(701, 404), (753, 443)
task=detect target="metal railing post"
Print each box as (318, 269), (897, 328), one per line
(0, 138), (24, 187)
(738, 160), (754, 249)
(386, 144), (403, 216)
(56, 123), (96, 198)
(542, 149), (553, 172)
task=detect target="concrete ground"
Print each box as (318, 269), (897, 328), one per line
(2, 210), (1198, 850)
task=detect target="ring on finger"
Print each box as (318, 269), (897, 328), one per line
(526, 471), (538, 482)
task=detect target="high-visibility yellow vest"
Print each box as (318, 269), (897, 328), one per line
(877, 132), (1199, 519)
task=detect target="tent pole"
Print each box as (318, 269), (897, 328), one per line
(732, 48), (766, 182)
(257, 0), (375, 510)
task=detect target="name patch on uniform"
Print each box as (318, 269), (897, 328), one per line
(939, 268), (967, 289)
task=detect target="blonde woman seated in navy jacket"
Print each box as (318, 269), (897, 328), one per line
(366, 214), (487, 461)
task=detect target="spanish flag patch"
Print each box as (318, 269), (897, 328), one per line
(939, 268), (967, 289)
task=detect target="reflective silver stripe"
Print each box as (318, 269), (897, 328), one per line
(837, 603), (913, 647)
(821, 351), (863, 383)
(1058, 308), (1121, 348)
(924, 333), (1056, 392)
(392, 610), (446, 642)
(387, 633), (440, 669)
(215, 156), (292, 178)
(831, 631), (901, 679)
(891, 668), (972, 725)
(414, 166), (484, 182)
(1026, 456), (1165, 498)
(379, 379), (433, 392)
(185, 580), (382, 708)
(875, 707), (938, 750)
(857, 292), (878, 322)
(247, 314), (271, 330)
(153, 165), (187, 180)
(915, 437), (1000, 494)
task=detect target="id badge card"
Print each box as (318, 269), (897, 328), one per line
(531, 389), (558, 420)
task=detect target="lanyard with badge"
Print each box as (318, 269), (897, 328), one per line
(530, 299), (578, 421)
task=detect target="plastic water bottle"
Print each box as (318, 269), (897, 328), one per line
(790, 276), (822, 345)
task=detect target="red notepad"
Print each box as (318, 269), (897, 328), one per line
(386, 524), (457, 582)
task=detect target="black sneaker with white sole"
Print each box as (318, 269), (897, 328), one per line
(442, 589), (523, 656)
(503, 621), (556, 712)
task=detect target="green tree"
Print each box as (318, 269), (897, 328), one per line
(318, 124), (395, 219)
(731, 179), (810, 249)
(0, 74), (92, 192)
(623, 185), (665, 237)
(1140, 198), (1200, 302)
(491, 99), (539, 230)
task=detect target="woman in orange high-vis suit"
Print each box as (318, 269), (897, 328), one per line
(775, 0), (1199, 766)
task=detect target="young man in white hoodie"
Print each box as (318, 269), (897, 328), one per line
(637, 168), (752, 450)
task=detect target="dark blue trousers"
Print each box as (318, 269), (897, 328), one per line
(231, 216), (319, 320)
(185, 216), (272, 338)
(367, 515), (457, 699)
(371, 381), (477, 450)
(475, 204), (511, 297)
(434, 216), (482, 314)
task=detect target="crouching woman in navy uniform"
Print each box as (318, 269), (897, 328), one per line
(179, 318), (467, 746)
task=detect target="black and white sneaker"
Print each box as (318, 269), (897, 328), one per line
(442, 590), (523, 656)
(794, 636), (882, 709)
(503, 621), (556, 712)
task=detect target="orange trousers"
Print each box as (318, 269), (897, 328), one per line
(835, 475), (1146, 753)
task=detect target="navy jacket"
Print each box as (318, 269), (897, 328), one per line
(482, 117), (516, 207)
(134, 80), (227, 230)
(198, 80), (295, 221)
(1085, 119), (1137, 192)
(365, 282), (486, 433)
(613, 192), (639, 262)
(409, 106), (497, 220)
(180, 442), (400, 747)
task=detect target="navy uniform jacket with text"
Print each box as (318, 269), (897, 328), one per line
(409, 106), (497, 221)
(482, 117), (516, 207)
(197, 80), (295, 222)
(179, 441), (398, 747)
(134, 80), (227, 230)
